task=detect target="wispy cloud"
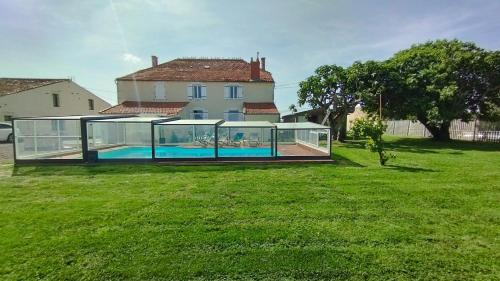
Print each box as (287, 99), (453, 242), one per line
(122, 53), (142, 64)
(0, 0), (499, 107)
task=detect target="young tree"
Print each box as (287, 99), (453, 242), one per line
(350, 40), (500, 141)
(350, 116), (394, 165)
(297, 65), (358, 141)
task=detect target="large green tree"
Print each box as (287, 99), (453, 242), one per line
(350, 40), (500, 140)
(295, 65), (358, 141)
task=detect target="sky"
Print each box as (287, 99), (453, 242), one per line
(1, 0), (499, 115)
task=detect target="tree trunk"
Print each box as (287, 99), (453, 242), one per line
(334, 113), (348, 142)
(327, 113), (337, 140)
(328, 112), (348, 142)
(422, 121), (451, 141)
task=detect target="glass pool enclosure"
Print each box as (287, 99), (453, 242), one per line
(12, 115), (331, 163)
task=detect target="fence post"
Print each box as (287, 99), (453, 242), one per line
(407, 120), (411, 137)
(472, 119), (477, 141)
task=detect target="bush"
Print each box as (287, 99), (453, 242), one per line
(349, 117), (395, 165)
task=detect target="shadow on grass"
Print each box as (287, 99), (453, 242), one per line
(342, 137), (500, 154)
(384, 164), (437, 173)
(11, 161), (337, 177)
(385, 137), (500, 153)
(330, 153), (365, 167)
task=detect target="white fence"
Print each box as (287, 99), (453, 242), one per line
(383, 120), (500, 142)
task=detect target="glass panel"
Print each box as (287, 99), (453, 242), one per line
(87, 122), (152, 159)
(277, 129), (330, 157)
(14, 119), (82, 160)
(217, 127), (273, 158)
(154, 124), (216, 158)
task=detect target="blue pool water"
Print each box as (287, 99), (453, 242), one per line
(98, 146), (278, 159)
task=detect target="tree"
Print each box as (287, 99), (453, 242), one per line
(349, 40), (500, 141)
(297, 65), (358, 141)
(349, 116), (395, 165)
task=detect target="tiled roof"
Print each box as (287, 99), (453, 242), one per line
(100, 101), (188, 116)
(243, 102), (280, 115)
(117, 58), (274, 83)
(0, 78), (69, 97)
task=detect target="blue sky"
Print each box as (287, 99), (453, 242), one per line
(1, 0), (499, 114)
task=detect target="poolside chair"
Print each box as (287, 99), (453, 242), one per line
(194, 135), (209, 147)
(245, 133), (261, 147)
(229, 132), (244, 147)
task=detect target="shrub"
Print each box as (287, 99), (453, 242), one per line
(349, 117), (395, 165)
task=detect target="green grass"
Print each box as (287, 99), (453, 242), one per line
(0, 137), (499, 280)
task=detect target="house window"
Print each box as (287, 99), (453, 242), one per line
(188, 84), (206, 100)
(52, 94), (60, 107)
(224, 85), (243, 99)
(192, 109), (207, 119)
(154, 82), (166, 100)
(3, 115), (12, 122)
(225, 109), (241, 121)
(88, 99), (94, 110)
(193, 85), (202, 99)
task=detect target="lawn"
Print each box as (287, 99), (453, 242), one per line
(0, 137), (499, 280)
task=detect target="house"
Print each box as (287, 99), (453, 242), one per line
(346, 104), (367, 130)
(100, 55), (280, 122)
(282, 108), (325, 124)
(0, 78), (110, 121)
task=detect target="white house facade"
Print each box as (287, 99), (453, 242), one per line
(101, 55), (280, 122)
(0, 78), (110, 121)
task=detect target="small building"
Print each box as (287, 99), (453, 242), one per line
(101, 55), (280, 122)
(282, 108), (325, 123)
(346, 105), (367, 130)
(0, 78), (110, 121)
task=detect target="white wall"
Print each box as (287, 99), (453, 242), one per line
(116, 80), (276, 120)
(0, 81), (110, 121)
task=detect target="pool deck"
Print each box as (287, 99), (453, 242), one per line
(277, 144), (329, 157)
(33, 143), (332, 162)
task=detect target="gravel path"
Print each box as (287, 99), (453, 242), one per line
(0, 142), (14, 163)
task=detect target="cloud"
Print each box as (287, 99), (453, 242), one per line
(122, 53), (142, 64)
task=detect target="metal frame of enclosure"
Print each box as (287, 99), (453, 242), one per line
(275, 122), (332, 160)
(217, 121), (277, 161)
(12, 116), (332, 164)
(12, 115), (131, 164)
(86, 116), (177, 162)
(152, 119), (224, 161)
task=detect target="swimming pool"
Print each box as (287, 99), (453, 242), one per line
(98, 146), (278, 159)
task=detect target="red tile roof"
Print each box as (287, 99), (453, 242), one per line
(117, 58), (274, 83)
(0, 78), (69, 97)
(100, 101), (188, 116)
(243, 102), (280, 115)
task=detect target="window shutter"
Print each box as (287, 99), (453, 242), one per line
(201, 86), (207, 99)
(224, 86), (230, 99)
(155, 82), (166, 100)
(187, 85), (193, 100)
(237, 86), (243, 99)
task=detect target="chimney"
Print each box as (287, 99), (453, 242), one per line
(250, 55), (261, 81)
(261, 57), (266, 71)
(151, 55), (158, 67)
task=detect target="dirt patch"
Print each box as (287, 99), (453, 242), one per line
(0, 142), (14, 163)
